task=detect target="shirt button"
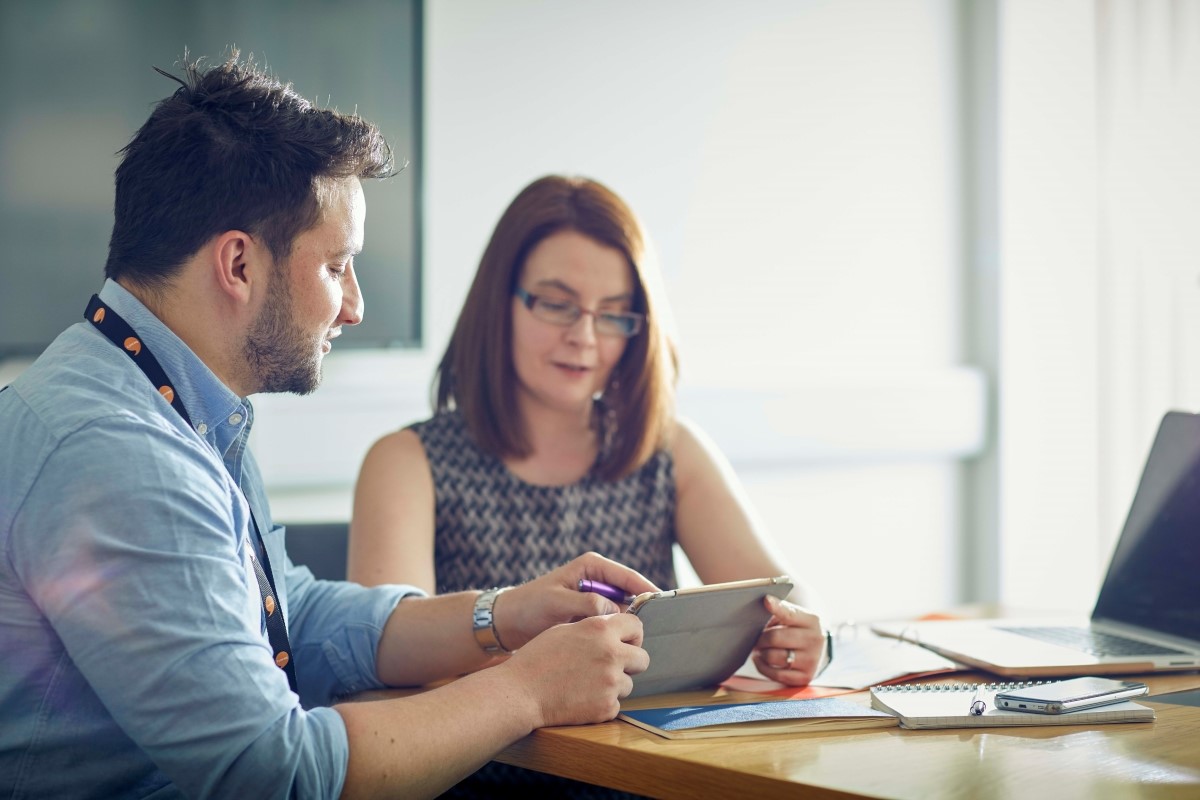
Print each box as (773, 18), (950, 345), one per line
(196, 423), (209, 435)
(228, 413), (243, 425)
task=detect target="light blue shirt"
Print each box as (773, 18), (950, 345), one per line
(0, 280), (420, 799)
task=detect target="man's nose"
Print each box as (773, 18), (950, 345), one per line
(341, 266), (364, 326)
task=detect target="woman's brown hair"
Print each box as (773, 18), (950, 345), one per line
(434, 175), (678, 480)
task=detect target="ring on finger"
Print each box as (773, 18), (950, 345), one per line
(784, 648), (796, 668)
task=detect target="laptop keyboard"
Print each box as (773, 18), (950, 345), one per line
(997, 626), (1187, 656)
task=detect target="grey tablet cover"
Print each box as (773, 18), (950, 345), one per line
(629, 581), (792, 698)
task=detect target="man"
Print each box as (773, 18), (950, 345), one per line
(0, 53), (651, 799)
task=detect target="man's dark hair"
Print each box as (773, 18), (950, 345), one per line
(105, 50), (394, 289)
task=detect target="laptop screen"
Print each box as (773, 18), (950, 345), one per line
(1092, 412), (1200, 642)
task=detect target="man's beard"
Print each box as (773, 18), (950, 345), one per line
(243, 273), (323, 396)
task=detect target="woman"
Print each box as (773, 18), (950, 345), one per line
(350, 175), (824, 684)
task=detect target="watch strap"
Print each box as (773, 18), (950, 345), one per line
(472, 587), (511, 654)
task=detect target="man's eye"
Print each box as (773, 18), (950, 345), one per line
(329, 264), (348, 277)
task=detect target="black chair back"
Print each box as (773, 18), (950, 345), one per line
(282, 522), (349, 582)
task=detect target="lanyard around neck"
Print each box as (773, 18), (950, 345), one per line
(85, 294), (299, 693)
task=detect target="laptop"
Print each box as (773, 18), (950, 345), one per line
(872, 410), (1200, 677)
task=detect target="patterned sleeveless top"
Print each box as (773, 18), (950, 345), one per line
(410, 410), (678, 594)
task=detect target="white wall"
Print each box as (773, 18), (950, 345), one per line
(995, 1), (1101, 610)
(0, 0), (984, 624)
(994, 0), (1200, 612)
(1094, 0), (1200, 567)
(254, 0), (981, 623)
(6, 0), (1194, 622)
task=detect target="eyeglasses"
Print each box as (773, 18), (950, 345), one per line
(514, 287), (645, 338)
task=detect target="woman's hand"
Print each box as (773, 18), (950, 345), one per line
(750, 595), (827, 686)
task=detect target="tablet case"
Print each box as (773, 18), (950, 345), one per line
(628, 577), (792, 698)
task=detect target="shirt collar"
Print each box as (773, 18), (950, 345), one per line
(97, 279), (250, 457)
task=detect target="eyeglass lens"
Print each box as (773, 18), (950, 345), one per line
(523, 292), (643, 337)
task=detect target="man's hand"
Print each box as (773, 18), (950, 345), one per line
(493, 552), (658, 650)
(499, 613), (650, 728)
(750, 595), (826, 686)
(338, 612), (649, 799)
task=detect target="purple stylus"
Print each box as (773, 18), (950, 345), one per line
(578, 579), (635, 605)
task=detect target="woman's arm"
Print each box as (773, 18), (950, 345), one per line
(671, 417), (804, 595)
(671, 416), (826, 684)
(349, 429), (437, 590)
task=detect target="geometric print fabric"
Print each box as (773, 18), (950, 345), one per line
(412, 410), (679, 595)
(415, 409), (670, 800)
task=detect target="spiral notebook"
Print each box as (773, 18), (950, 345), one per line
(870, 681), (1156, 730)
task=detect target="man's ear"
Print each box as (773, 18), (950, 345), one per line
(211, 230), (267, 305)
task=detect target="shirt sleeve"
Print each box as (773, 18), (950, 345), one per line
(235, 445), (425, 708)
(9, 413), (350, 800)
(280, 550), (423, 707)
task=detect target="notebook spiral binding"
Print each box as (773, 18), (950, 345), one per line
(872, 681), (1051, 693)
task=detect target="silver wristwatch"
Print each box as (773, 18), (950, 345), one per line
(472, 587), (511, 654)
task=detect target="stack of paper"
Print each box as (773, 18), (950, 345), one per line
(619, 697), (897, 740)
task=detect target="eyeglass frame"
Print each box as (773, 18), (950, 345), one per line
(513, 286), (645, 338)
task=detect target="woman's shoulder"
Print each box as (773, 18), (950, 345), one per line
(664, 415), (728, 489)
(406, 409), (471, 448)
(362, 425), (428, 475)
(601, 422), (678, 491)
(404, 409), (504, 484)
(662, 414), (704, 461)
(362, 411), (470, 474)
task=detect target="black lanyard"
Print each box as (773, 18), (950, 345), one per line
(85, 295), (298, 693)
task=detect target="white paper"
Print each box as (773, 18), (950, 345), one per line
(733, 629), (958, 690)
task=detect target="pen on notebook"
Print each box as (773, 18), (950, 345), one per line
(577, 579), (635, 605)
(969, 685), (988, 716)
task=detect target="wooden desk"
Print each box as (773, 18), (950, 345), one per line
(495, 672), (1200, 799)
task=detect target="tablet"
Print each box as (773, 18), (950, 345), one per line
(626, 576), (792, 698)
